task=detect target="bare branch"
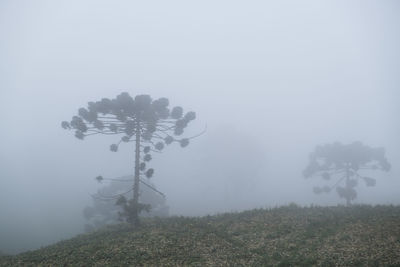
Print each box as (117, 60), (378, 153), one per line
(91, 187), (134, 201)
(187, 124), (207, 140)
(140, 179), (165, 198)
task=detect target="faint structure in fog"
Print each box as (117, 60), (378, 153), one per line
(83, 176), (169, 232)
(303, 141), (391, 205)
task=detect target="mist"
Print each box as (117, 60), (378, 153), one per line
(0, 0), (399, 254)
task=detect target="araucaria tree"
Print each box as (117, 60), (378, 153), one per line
(62, 92), (197, 226)
(303, 141), (391, 205)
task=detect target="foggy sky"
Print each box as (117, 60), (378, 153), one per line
(0, 0), (399, 254)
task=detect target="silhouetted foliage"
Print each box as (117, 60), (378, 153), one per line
(83, 177), (169, 232)
(63, 92), (197, 225)
(303, 141), (391, 205)
(115, 196), (151, 224)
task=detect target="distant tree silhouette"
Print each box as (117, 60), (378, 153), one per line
(303, 141), (391, 205)
(83, 176), (169, 232)
(62, 92), (198, 226)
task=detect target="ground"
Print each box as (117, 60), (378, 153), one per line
(1, 205), (399, 266)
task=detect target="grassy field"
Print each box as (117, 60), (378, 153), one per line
(1, 205), (399, 266)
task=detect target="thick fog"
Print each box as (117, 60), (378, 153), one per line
(1, 0), (399, 254)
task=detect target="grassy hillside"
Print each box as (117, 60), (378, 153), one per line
(1, 205), (399, 266)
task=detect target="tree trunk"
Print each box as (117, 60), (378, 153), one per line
(345, 164), (351, 206)
(132, 119), (141, 226)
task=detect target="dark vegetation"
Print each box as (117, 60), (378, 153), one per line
(1, 205), (399, 266)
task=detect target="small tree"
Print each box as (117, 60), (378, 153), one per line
(62, 92), (197, 226)
(303, 141), (391, 205)
(83, 176), (169, 232)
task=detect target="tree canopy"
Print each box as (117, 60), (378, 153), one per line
(62, 92), (196, 150)
(303, 141), (391, 205)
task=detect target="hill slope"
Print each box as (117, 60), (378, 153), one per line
(1, 205), (399, 266)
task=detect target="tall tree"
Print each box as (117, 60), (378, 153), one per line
(303, 141), (391, 205)
(62, 92), (197, 226)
